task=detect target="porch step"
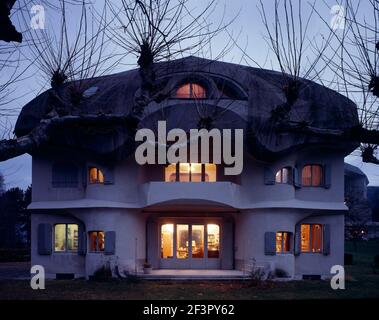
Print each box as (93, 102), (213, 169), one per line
(140, 269), (250, 280)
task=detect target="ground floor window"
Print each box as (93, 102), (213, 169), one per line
(301, 224), (322, 253)
(88, 231), (105, 252)
(276, 231), (291, 253)
(160, 223), (220, 259)
(54, 224), (78, 252)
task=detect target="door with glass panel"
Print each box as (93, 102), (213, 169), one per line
(160, 222), (221, 269)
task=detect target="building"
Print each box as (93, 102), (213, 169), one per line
(14, 57), (360, 279)
(344, 163), (375, 239)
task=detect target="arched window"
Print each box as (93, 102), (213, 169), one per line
(176, 83), (207, 99)
(89, 167), (104, 184)
(52, 163), (78, 188)
(302, 165), (323, 187)
(275, 167), (290, 184)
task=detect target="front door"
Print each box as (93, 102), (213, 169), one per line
(160, 222), (221, 269)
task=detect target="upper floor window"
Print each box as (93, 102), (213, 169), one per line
(89, 167), (104, 184)
(165, 163), (216, 182)
(54, 224), (78, 252)
(302, 165), (323, 187)
(301, 224), (322, 253)
(88, 231), (105, 252)
(275, 167), (290, 184)
(52, 163), (78, 188)
(276, 231), (291, 253)
(176, 83), (207, 99)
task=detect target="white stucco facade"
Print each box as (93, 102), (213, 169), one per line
(29, 146), (347, 280)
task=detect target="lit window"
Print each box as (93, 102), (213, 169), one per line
(176, 83), (206, 99)
(192, 225), (204, 258)
(276, 232), (291, 253)
(88, 231), (105, 252)
(54, 224), (78, 252)
(302, 165), (323, 186)
(301, 224), (322, 253)
(161, 224), (174, 259)
(177, 224), (189, 259)
(89, 167), (104, 184)
(164, 163), (217, 182)
(275, 167), (290, 184)
(207, 224), (220, 258)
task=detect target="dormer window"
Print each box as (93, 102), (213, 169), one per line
(302, 165), (323, 187)
(89, 167), (104, 184)
(176, 83), (207, 99)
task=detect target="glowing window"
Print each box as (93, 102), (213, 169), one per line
(301, 224), (322, 253)
(176, 83), (206, 99)
(89, 167), (104, 184)
(192, 225), (204, 258)
(275, 167), (290, 184)
(54, 224), (78, 252)
(302, 165), (323, 187)
(161, 224), (174, 259)
(88, 231), (105, 252)
(207, 224), (220, 258)
(276, 232), (291, 253)
(165, 163), (217, 182)
(177, 224), (189, 259)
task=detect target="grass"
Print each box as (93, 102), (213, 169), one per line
(0, 240), (378, 300)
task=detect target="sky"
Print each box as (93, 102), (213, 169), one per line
(0, 0), (378, 190)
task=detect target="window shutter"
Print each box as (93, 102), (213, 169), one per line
(105, 231), (116, 255)
(323, 224), (331, 256)
(294, 224), (301, 256)
(82, 166), (87, 188)
(264, 232), (276, 255)
(78, 224), (86, 256)
(38, 223), (52, 255)
(293, 167), (301, 188)
(324, 164), (331, 189)
(264, 167), (275, 185)
(103, 167), (114, 185)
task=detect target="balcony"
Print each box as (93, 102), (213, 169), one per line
(141, 181), (241, 209)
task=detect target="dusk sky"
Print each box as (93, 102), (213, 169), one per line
(0, 0), (378, 189)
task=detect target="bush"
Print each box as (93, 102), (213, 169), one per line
(249, 259), (267, 287)
(274, 268), (288, 278)
(90, 264), (113, 281)
(345, 253), (354, 265)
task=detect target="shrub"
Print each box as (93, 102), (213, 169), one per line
(90, 264), (113, 281)
(249, 259), (267, 287)
(345, 253), (354, 265)
(274, 268), (288, 278)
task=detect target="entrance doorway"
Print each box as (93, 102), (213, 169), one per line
(160, 222), (221, 269)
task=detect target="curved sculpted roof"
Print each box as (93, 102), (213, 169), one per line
(14, 56), (359, 161)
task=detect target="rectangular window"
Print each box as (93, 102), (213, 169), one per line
(301, 224), (323, 253)
(176, 224), (189, 259)
(54, 224), (78, 252)
(89, 167), (104, 184)
(302, 165), (323, 187)
(276, 231), (291, 253)
(88, 231), (105, 252)
(161, 224), (174, 258)
(207, 224), (220, 258)
(192, 225), (204, 258)
(165, 163), (217, 182)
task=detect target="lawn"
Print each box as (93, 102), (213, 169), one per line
(0, 240), (378, 300)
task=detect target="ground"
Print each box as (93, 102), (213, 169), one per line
(0, 240), (378, 300)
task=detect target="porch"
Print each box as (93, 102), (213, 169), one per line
(140, 269), (248, 280)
